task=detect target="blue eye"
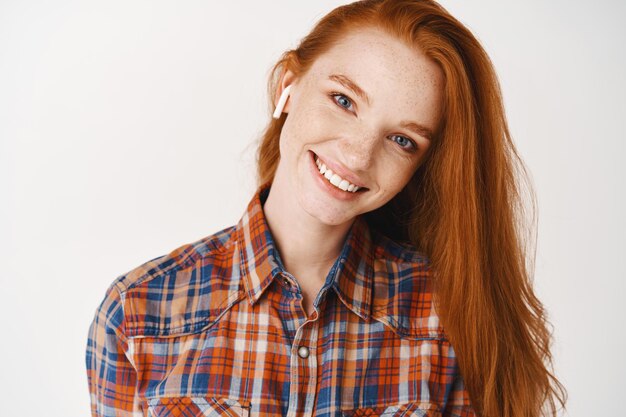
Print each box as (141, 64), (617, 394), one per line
(330, 93), (354, 112)
(390, 134), (417, 151)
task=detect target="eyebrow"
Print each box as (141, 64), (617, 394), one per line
(400, 121), (433, 142)
(328, 74), (372, 106)
(328, 73), (434, 142)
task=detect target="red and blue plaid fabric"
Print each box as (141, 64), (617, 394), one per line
(86, 183), (476, 416)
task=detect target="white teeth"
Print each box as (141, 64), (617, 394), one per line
(314, 155), (362, 193)
(330, 174), (342, 186)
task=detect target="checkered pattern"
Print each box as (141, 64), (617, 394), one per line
(86, 183), (476, 416)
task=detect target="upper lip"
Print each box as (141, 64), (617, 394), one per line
(312, 151), (368, 189)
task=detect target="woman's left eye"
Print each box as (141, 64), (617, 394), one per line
(330, 93), (354, 112)
(390, 134), (417, 151)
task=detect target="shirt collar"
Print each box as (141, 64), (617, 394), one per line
(237, 182), (375, 321)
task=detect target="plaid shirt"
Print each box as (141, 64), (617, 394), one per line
(86, 183), (476, 417)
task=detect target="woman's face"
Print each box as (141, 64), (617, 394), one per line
(275, 27), (444, 227)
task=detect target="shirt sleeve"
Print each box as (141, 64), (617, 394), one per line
(86, 283), (142, 416)
(442, 368), (479, 417)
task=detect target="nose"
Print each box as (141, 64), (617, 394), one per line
(338, 130), (379, 172)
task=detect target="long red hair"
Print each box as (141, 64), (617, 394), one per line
(256, 1), (567, 416)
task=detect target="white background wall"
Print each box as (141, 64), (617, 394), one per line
(1, 1), (624, 415)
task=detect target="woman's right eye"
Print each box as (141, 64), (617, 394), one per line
(330, 93), (355, 112)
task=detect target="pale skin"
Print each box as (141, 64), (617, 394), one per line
(263, 27), (444, 317)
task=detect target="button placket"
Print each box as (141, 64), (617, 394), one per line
(287, 318), (320, 416)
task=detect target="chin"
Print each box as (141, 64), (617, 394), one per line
(300, 195), (356, 227)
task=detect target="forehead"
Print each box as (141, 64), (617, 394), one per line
(305, 28), (442, 96)
(302, 28), (444, 128)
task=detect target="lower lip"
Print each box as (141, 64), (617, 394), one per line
(308, 151), (363, 201)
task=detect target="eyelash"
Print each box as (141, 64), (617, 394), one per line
(329, 92), (418, 152)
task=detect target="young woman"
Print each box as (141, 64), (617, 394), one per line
(87, 1), (567, 416)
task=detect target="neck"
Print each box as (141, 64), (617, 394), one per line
(262, 175), (354, 285)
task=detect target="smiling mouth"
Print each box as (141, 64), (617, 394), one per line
(312, 153), (367, 193)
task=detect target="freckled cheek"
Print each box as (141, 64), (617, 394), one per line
(280, 112), (310, 149)
(292, 104), (330, 132)
(382, 177), (407, 195)
(310, 108), (344, 132)
(300, 115), (344, 144)
(278, 128), (305, 161)
(379, 162), (417, 193)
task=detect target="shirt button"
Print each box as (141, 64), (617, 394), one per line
(283, 278), (292, 288)
(297, 346), (310, 359)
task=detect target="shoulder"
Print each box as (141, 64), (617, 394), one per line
(369, 230), (446, 341)
(103, 224), (245, 338)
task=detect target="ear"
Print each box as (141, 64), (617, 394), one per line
(274, 69), (297, 114)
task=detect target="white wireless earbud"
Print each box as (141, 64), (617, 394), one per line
(272, 85), (292, 119)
